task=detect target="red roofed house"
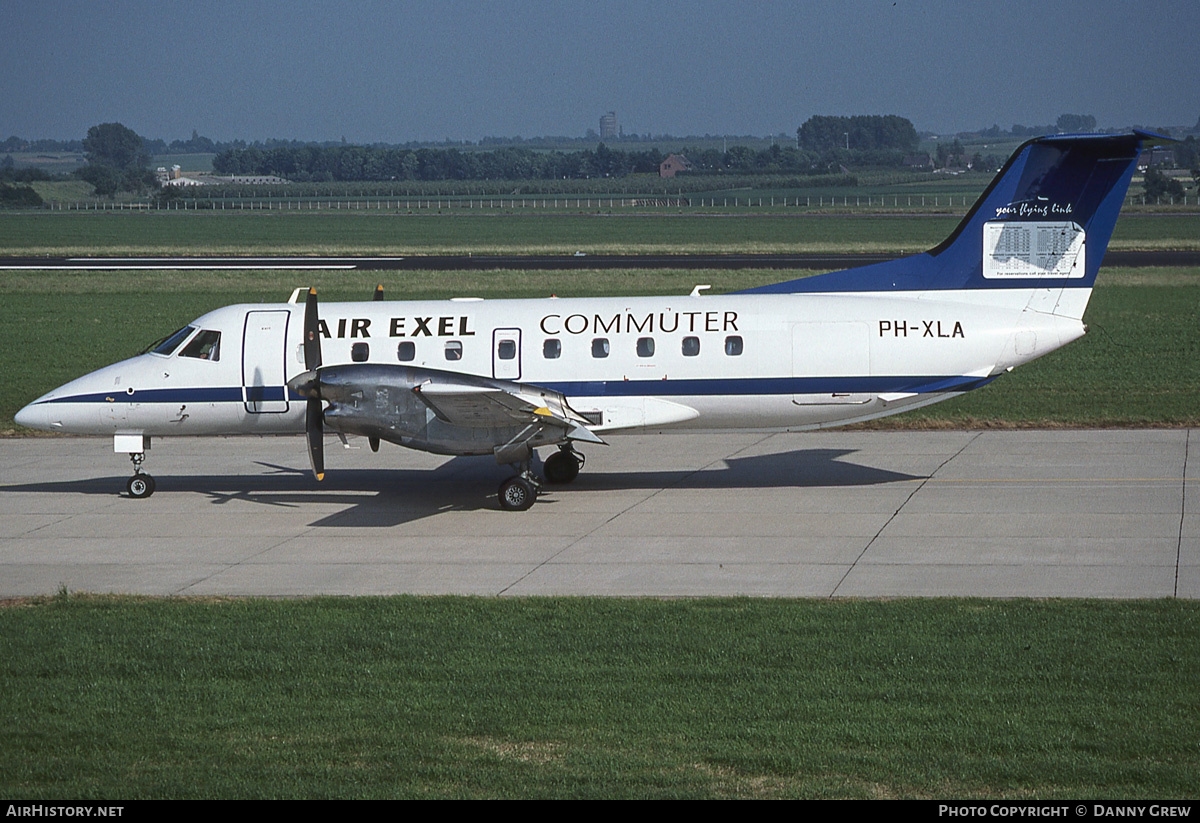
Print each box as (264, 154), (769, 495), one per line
(659, 154), (693, 178)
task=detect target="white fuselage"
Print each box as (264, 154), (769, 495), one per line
(16, 286), (1087, 442)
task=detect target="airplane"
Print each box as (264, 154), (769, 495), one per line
(15, 132), (1160, 510)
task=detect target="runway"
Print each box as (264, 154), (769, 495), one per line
(0, 429), (1194, 599)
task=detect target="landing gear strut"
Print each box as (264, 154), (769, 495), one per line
(126, 452), (155, 499)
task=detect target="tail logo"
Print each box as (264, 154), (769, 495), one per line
(982, 221), (1085, 279)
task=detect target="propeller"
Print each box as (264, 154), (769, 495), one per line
(303, 287), (322, 371)
(369, 285), (383, 453)
(302, 287), (324, 481)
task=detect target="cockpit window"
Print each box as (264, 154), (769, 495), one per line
(147, 326), (195, 356)
(180, 330), (221, 361)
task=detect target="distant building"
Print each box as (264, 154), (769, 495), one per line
(659, 154), (693, 178)
(207, 174), (290, 185)
(903, 154), (932, 169)
(162, 164), (207, 187)
(600, 111), (619, 140)
(1138, 146), (1177, 170)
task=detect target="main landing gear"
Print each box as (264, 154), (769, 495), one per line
(543, 445), (583, 485)
(497, 446), (584, 511)
(498, 472), (539, 511)
(126, 452), (156, 499)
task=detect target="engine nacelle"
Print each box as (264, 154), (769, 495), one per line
(290, 363), (576, 458)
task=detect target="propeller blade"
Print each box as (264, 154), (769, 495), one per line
(372, 284), (384, 301)
(303, 287), (322, 372)
(305, 397), (325, 481)
(299, 290), (324, 481)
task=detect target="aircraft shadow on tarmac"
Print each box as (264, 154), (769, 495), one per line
(2, 448), (920, 528)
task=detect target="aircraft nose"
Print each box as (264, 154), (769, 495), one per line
(14, 401), (48, 431)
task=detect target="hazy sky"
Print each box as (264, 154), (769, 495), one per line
(5, 0), (1197, 143)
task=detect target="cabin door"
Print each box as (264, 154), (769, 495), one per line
(242, 310), (291, 413)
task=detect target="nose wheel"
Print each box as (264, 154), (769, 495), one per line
(126, 473), (156, 499)
(125, 452), (156, 499)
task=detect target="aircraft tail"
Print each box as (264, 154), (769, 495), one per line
(739, 131), (1166, 318)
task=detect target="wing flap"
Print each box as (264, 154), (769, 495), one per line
(412, 381), (604, 443)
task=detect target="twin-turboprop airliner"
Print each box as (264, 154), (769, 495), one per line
(16, 132), (1157, 509)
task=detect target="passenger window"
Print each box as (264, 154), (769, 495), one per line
(397, 341), (415, 361)
(592, 338), (610, 358)
(682, 336), (700, 357)
(351, 342), (369, 362)
(543, 339), (561, 359)
(636, 337), (655, 357)
(180, 330), (221, 361)
(497, 339), (517, 360)
(724, 335), (743, 356)
(445, 340), (463, 361)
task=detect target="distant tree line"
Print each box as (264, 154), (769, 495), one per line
(0, 162), (54, 183)
(0, 158), (47, 208)
(211, 141), (848, 182)
(77, 123), (158, 195)
(0, 182), (44, 208)
(797, 115), (919, 154)
(0, 136), (84, 154)
(212, 118), (933, 183)
(790, 115), (923, 168)
(1172, 136), (1199, 173)
(978, 115), (1101, 139)
(213, 143), (661, 181)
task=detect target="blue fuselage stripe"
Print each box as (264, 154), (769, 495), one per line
(40, 387), (246, 405)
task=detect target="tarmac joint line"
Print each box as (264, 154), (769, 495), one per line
(829, 431), (982, 598)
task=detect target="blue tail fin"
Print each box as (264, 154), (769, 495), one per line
(739, 131), (1164, 297)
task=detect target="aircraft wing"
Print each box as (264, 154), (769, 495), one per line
(413, 380), (605, 443)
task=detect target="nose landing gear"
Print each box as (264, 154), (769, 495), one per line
(125, 451), (156, 499)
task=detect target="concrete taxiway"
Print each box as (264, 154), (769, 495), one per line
(0, 429), (1194, 599)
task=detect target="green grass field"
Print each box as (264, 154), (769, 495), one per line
(3, 212), (1199, 256)
(2, 595), (1196, 799)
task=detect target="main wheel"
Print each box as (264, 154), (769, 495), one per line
(498, 476), (536, 511)
(543, 450), (581, 484)
(126, 474), (156, 499)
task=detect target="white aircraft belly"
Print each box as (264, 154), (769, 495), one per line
(573, 396), (700, 432)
